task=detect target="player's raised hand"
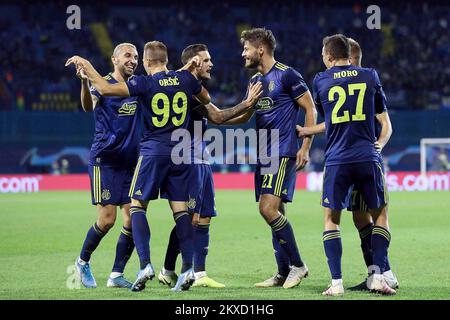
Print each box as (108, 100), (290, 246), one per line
(65, 55), (86, 68)
(178, 56), (202, 73)
(245, 81), (263, 107)
(295, 147), (310, 171)
(76, 65), (88, 80)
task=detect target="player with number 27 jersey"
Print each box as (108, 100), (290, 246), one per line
(313, 64), (387, 210)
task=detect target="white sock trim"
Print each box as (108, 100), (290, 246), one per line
(194, 271), (207, 279)
(110, 272), (123, 279)
(162, 267), (176, 276)
(331, 279), (343, 286)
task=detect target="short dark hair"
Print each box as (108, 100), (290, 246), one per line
(143, 41), (168, 63)
(323, 34), (350, 60)
(240, 28), (276, 54)
(181, 44), (208, 65)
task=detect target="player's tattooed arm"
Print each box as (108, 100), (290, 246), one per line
(193, 82), (262, 124)
(296, 122), (325, 137)
(66, 56), (130, 97)
(205, 81), (262, 124)
(375, 111), (393, 152)
(221, 109), (255, 125)
(295, 90), (318, 170)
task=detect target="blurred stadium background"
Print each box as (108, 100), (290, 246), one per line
(0, 0), (449, 300)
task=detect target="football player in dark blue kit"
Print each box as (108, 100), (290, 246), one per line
(296, 38), (398, 291)
(160, 44), (259, 289)
(66, 41), (262, 292)
(311, 34), (395, 295)
(72, 43), (140, 289)
(223, 28), (318, 289)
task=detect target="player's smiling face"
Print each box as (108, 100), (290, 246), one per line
(242, 41), (260, 69)
(196, 50), (213, 80)
(113, 46), (139, 78)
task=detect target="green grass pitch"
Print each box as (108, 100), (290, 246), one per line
(0, 190), (449, 300)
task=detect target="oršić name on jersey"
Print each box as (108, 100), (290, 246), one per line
(118, 101), (138, 116)
(158, 76), (180, 86)
(255, 97), (274, 111)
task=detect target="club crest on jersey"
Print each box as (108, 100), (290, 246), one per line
(255, 97), (274, 111)
(102, 189), (111, 201)
(187, 197), (196, 210)
(118, 101), (137, 116)
(268, 81), (275, 92)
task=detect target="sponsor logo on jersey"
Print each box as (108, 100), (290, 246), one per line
(255, 97), (274, 111)
(268, 80), (275, 92)
(118, 101), (138, 116)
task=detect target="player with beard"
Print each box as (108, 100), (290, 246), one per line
(74, 43), (141, 289)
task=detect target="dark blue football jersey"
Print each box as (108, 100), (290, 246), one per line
(248, 62), (309, 160)
(188, 99), (210, 164)
(89, 73), (142, 167)
(126, 70), (202, 157)
(312, 65), (387, 166)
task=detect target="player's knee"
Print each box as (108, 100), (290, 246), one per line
(259, 203), (277, 222)
(97, 206), (116, 231)
(99, 214), (116, 231)
(352, 211), (372, 229)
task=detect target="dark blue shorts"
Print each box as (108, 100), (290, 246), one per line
(346, 188), (369, 212)
(129, 155), (200, 202)
(186, 164), (217, 217)
(255, 157), (297, 203)
(88, 164), (134, 206)
(322, 161), (388, 211)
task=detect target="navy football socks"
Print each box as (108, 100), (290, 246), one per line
(80, 222), (107, 262)
(130, 206), (151, 270)
(112, 226), (135, 273)
(269, 215), (304, 268)
(164, 225), (180, 271)
(194, 223), (210, 273)
(174, 211), (194, 273)
(371, 226), (391, 274)
(323, 230), (342, 279)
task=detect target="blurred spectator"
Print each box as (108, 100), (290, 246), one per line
(0, 2), (449, 111)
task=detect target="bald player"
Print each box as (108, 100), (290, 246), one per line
(74, 43), (141, 289)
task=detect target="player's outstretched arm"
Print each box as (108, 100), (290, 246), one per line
(202, 81), (262, 125)
(65, 56), (130, 97)
(220, 109), (255, 125)
(296, 122), (325, 137)
(375, 111), (393, 152)
(295, 91), (318, 170)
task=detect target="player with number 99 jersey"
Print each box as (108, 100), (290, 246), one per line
(126, 69), (203, 202)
